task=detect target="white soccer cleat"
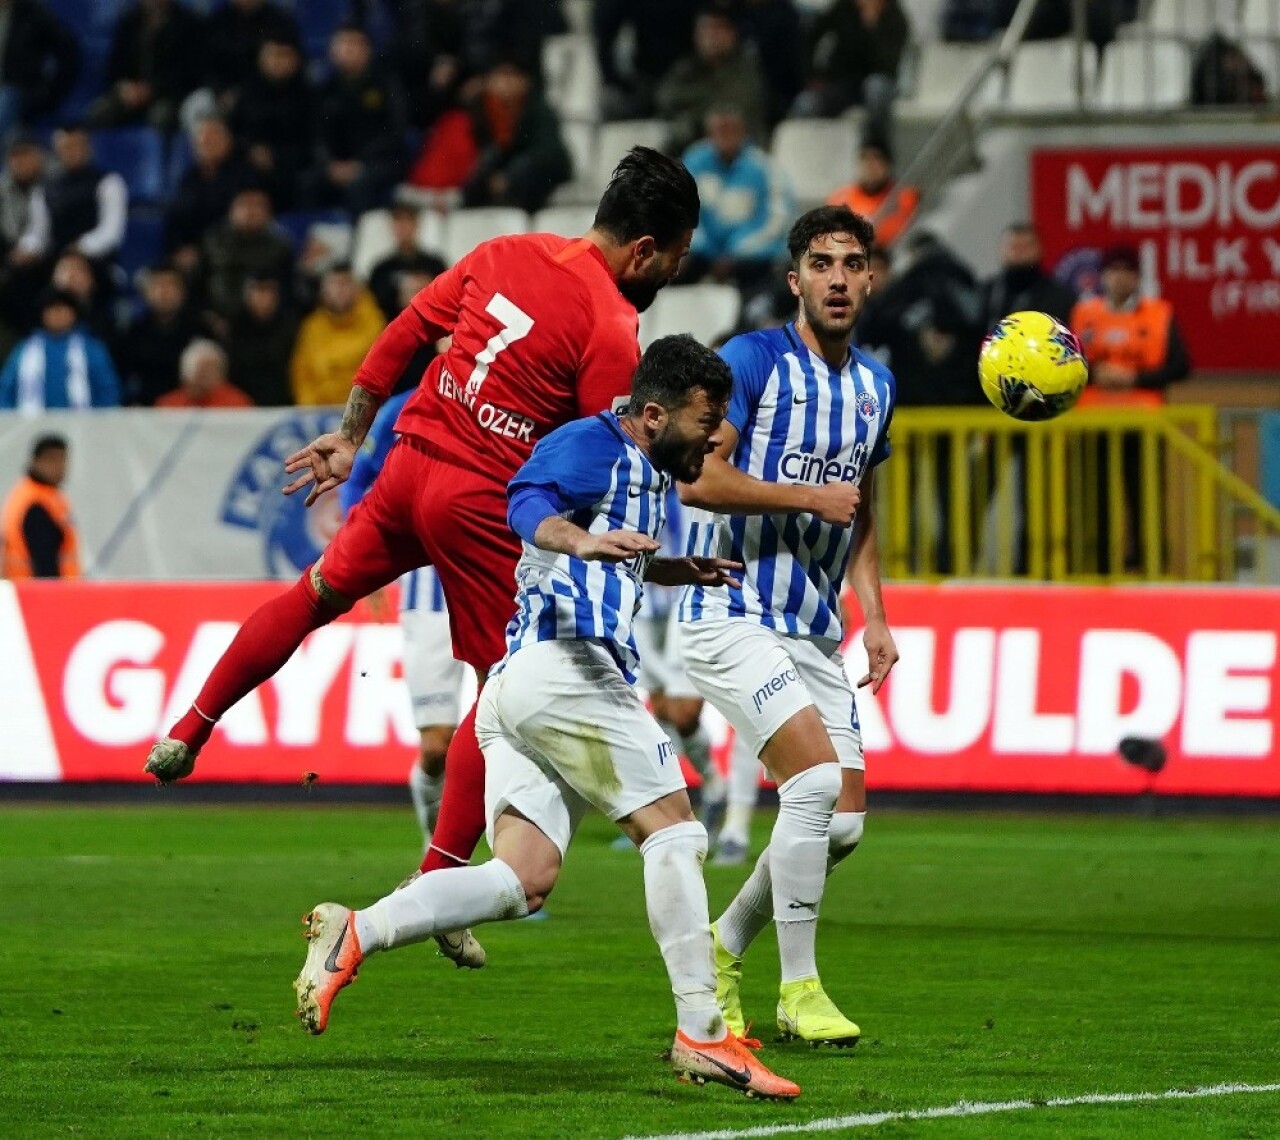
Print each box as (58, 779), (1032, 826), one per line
(294, 903), (362, 1035)
(143, 737), (197, 784)
(396, 869), (487, 969)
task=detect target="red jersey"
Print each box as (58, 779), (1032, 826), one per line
(354, 233), (640, 479)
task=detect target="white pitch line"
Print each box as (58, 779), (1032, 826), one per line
(625, 1081), (1280, 1140)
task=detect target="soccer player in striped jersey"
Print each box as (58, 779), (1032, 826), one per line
(678, 205), (901, 1047)
(340, 392), (466, 854)
(293, 337), (800, 1099)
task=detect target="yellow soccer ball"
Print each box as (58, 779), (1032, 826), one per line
(978, 310), (1089, 422)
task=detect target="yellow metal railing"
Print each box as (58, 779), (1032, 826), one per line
(879, 405), (1280, 584)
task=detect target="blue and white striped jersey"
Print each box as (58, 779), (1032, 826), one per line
(680, 323), (895, 641)
(499, 412), (668, 684)
(638, 485), (687, 620)
(339, 390), (449, 617)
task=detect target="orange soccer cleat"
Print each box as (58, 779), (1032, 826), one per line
(294, 903), (363, 1034)
(670, 1030), (801, 1100)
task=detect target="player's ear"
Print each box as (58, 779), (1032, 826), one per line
(631, 235), (657, 270)
(787, 269), (801, 298)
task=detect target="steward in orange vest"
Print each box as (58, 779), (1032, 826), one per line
(1070, 244), (1191, 398)
(1, 434), (80, 579)
(826, 140), (919, 248)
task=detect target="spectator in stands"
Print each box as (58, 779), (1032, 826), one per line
(290, 263), (384, 406)
(88, 0), (202, 133)
(300, 23), (407, 216)
(460, 56), (571, 212)
(156, 337), (254, 408)
(1, 434), (78, 579)
(980, 222), (1076, 331)
(0, 288), (120, 411)
(200, 186), (294, 324)
(826, 140), (918, 248)
(0, 134), (48, 332)
(225, 272), (295, 407)
(0, 0), (80, 142)
(595, 0), (696, 120)
(656, 9), (767, 155)
(680, 105), (792, 291)
(204, 0), (301, 104)
(394, 0), (466, 129)
(367, 203), (447, 321)
(733, 0), (805, 128)
(164, 118), (254, 270)
(1192, 34), (1270, 106)
(51, 250), (115, 348)
(39, 126), (129, 263)
(118, 264), (199, 406)
(227, 31), (313, 210)
(1071, 244), (1190, 397)
(1071, 244), (1190, 571)
(794, 0), (909, 138)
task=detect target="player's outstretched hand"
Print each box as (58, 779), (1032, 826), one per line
(576, 530), (661, 563)
(283, 433), (358, 507)
(645, 556), (742, 589)
(858, 617), (900, 695)
(810, 481), (861, 526)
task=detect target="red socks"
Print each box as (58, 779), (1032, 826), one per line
(169, 574), (337, 751)
(420, 703), (487, 872)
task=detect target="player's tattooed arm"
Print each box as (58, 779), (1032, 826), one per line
(283, 386), (384, 508)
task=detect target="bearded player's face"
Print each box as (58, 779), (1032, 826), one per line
(649, 388), (725, 483)
(789, 233), (871, 341)
(618, 231), (692, 313)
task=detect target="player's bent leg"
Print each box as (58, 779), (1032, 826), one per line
(829, 767), (866, 873)
(146, 566), (348, 783)
(408, 725), (453, 842)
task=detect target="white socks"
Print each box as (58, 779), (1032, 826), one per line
(354, 858), (528, 954)
(640, 821), (726, 1043)
(769, 764), (840, 982)
(719, 736), (762, 847)
(408, 762), (445, 840)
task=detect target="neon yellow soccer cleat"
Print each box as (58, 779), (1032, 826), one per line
(777, 978), (861, 1048)
(710, 923), (746, 1037)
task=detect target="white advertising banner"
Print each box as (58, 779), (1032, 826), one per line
(0, 409), (343, 580)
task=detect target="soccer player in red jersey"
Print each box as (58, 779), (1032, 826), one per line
(144, 148), (700, 961)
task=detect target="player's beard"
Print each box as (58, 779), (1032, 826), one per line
(618, 275), (664, 313)
(650, 428), (706, 483)
(800, 290), (860, 343)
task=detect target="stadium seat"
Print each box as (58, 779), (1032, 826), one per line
(593, 121), (668, 194)
(1243, 0), (1280, 37)
(1147, 0), (1229, 40)
(900, 42), (995, 115)
(1096, 39), (1192, 109)
(440, 208), (529, 264)
(414, 209), (447, 257)
(1006, 39), (1097, 112)
(165, 132), (194, 198)
(93, 127), (166, 204)
(352, 209), (396, 282)
(563, 0), (591, 34)
(530, 205), (596, 237)
(276, 208), (351, 250)
(561, 119), (596, 184)
(543, 34), (601, 122)
(769, 119), (858, 205)
(901, 0), (944, 41)
(639, 284), (741, 349)
(297, 0), (354, 59)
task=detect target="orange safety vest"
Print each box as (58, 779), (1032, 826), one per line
(1070, 295), (1173, 376)
(1, 475), (81, 579)
(826, 182), (920, 247)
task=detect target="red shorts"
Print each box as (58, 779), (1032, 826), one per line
(320, 439), (521, 671)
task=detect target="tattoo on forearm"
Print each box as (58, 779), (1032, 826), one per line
(338, 385), (378, 444)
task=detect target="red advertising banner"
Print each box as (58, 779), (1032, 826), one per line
(1030, 146), (1280, 372)
(2, 582), (1277, 795)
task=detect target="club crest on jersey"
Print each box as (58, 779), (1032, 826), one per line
(856, 390), (880, 422)
(220, 411), (343, 578)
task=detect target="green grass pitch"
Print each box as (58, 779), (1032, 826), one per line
(2, 803), (1277, 1138)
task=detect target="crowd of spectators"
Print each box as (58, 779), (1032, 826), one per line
(0, 0), (1246, 413)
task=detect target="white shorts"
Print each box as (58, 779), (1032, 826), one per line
(401, 608), (467, 730)
(680, 619), (864, 770)
(475, 639), (688, 855)
(633, 608), (700, 700)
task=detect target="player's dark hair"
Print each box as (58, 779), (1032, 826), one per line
(31, 434), (67, 460)
(594, 147), (700, 250)
(628, 334), (732, 415)
(787, 206), (875, 269)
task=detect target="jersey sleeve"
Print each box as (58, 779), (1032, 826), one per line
(352, 249), (474, 398)
(719, 332), (777, 435)
(508, 418), (619, 512)
(868, 369), (896, 469)
(575, 305), (640, 417)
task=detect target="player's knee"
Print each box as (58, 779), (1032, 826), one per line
(778, 761), (842, 827)
(307, 561), (355, 615)
(417, 727), (453, 778)
(518, 868), (558, 914)
(827, 810), (865, 868)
